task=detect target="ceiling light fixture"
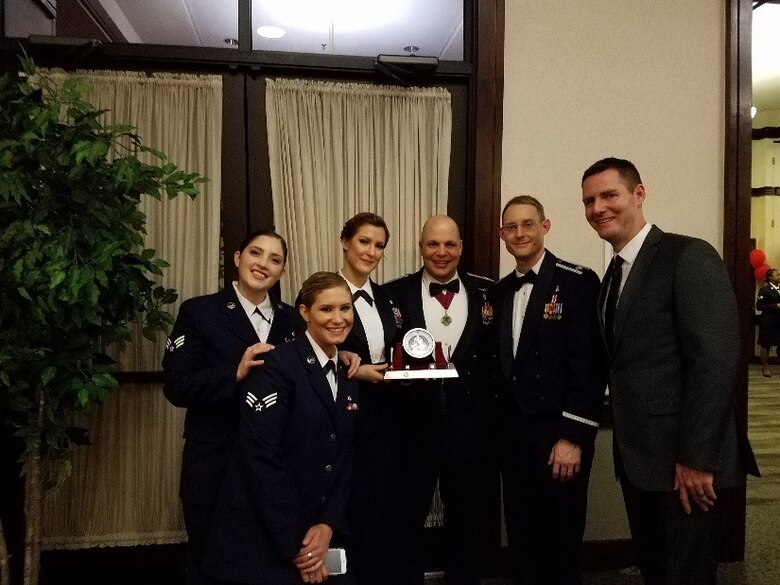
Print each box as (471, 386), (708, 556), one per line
(751, 106), (758, 119)
(223, 38), (239, 47)
(403, 45), (419, 54)
(257, 25), (286, 39)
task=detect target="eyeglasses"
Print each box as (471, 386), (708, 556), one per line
(500, 220), (543, 234)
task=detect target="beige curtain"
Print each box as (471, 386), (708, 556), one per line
(267, 77), (450, 527)
(265, 78), (452, 302)
(42, 384), (185, 548)
(40, 70), (222, 548)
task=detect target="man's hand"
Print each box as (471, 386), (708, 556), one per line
(353, 363), (389, 383)
(338, 351), (361, 378)
(674, 463), (717, 514)
(548, 438), (582, 483)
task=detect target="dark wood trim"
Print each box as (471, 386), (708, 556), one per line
(753, 126), (780, 140)
(238, 0), (251, 53)
(4, 36), (472, 75)
(723, 0), (752, 562)
(36, 0), (57, 18)
(752, 187), (780, 196)
(246, 76), (275, 233)
(222, 72), (249, 289)
(469, 0), (503, 280)
(79, 0), (126, 42)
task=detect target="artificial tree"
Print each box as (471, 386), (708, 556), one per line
(0, 56), (206, 585)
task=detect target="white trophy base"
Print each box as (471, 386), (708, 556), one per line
(384, 367), (459, 380)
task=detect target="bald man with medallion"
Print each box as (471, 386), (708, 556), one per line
(384, 215), (493, 585)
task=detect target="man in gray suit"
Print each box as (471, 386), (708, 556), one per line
(580, 157), (759, 585)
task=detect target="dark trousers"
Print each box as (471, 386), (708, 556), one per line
(405, 409), (483, 585)
(620, 477), (724, 585)
(348, 389), (417, 585)
(182, 501), (214, 585)
(500, 409), (593, 585)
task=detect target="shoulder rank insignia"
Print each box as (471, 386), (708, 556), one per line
(555, 260), (584, 275)
(165, 335), (185, 352)
(246, 391), (278, 413)
(543, 286), (563, 320)
(466, 272), (495, 285)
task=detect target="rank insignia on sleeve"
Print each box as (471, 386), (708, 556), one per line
(543, 287), (563, 320)
(245, 391), (278, 412)
(165, 335), (185, 352)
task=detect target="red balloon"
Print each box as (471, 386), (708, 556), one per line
(755, 264), (771, 282)
(750, 249), (767, 268)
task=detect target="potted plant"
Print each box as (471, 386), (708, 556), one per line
(0, 56), (206, 585)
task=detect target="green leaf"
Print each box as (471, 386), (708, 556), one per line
(41, 366), (56, 386)
(17, 287), (32, 301)
(49, 271), (66, 290)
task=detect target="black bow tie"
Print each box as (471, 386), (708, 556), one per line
(253, 307), (272, 324)
(510, 271), (536, 291)
(429, 279), (460, 297)
(323, 360), (336, 376)
(352, 290), (373, 306)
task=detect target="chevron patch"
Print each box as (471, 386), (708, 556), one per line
(245, 391), (279, 413)
(165, 335), (185, 352)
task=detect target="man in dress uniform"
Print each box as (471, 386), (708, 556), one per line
(493, 195), (606, 585)
(384, 215), (493, 585)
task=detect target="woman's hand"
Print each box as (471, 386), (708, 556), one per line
(235, 342), (275, 381)
(353, 363), (389, 383)
(337, 351), (361, 378)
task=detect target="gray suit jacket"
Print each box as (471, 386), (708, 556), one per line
(604, 225), (758, 491)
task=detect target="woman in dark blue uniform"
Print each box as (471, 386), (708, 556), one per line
(336, 213), (408, 585)
(757, 267), (780, 376)
(202, 272), (358, 585)
(163, 230), (300, 584)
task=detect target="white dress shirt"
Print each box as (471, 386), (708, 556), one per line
(233, 281), (274, 342)
(306, 330), (338, 400)
(338, 271), (386, 363)
(512, 253), (546, 354)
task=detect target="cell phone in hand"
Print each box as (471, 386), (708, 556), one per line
(325, 548), (347, 575)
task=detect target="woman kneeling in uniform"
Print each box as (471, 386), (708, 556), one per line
(204, 272), (358, 585)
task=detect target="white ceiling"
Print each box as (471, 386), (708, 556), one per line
(753, 3), (780, 111)
(98, 0), (464, 60)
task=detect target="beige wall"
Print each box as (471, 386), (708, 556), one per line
(501, 1), (727, 542)
(753, 108), (780, 128)
(501, 0), (726, 278)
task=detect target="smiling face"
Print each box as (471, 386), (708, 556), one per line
(233, 234), (286, 304)
(341, 224), (387, 285)
(419, 215), (463, 283)
(300, 285), (354, 356)
(499, 203), (550, 270)
(581, 168), (646, 252)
